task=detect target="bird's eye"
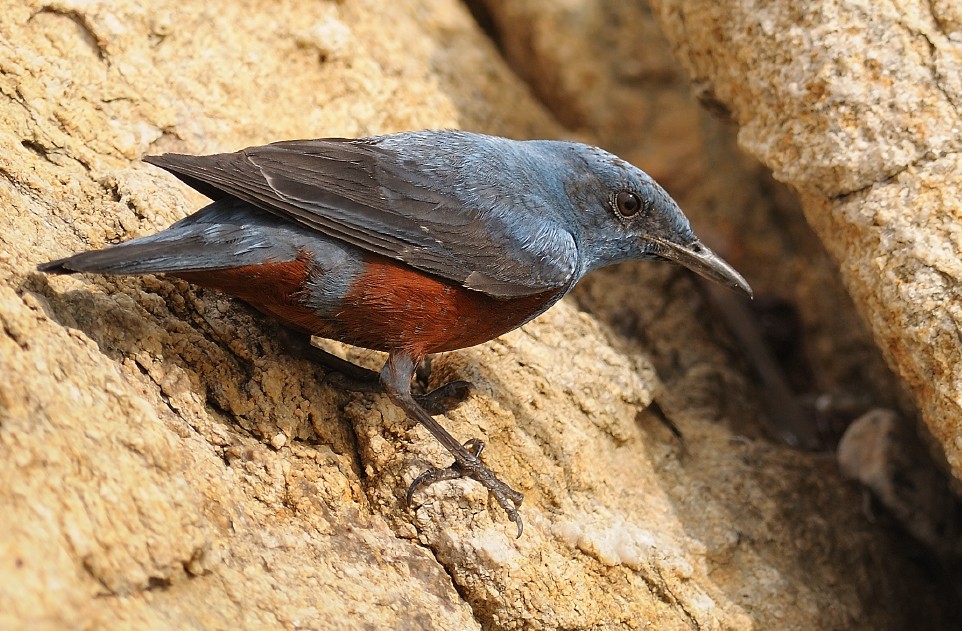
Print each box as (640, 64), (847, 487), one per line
(615, 191), (641, 217)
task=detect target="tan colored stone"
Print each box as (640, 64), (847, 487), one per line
(839, 408), (962, 555)
(478, 0), (903, 439)
(0, 0), (957, 629)
(651, 0), (962, 197)
(648, 0), (962, 488)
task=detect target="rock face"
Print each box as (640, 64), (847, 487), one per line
(476, 0), (906, 444)
(0, 0), (957, 629)
(646, 0), (962, 485)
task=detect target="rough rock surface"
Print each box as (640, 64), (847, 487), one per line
(0, 0), (957, 630)
(646, 0), (962, 486)
(476, 0), (905, 446)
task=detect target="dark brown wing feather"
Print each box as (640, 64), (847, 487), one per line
(144, 137), (578, 298)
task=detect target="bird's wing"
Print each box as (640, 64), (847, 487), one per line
(144, 138), (577, 298)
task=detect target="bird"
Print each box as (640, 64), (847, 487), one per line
(39, 129), (751, 536)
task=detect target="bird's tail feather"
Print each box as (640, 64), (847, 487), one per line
(38, 199), (305, 277)
(38, 233), (239, 276)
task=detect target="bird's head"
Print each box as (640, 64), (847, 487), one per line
(548, 142), (752, 297)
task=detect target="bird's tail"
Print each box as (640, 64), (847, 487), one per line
(39, 235), (225, 276)
(38, 199), (299, 276)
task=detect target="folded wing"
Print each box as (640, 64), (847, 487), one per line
(144, 136), (578, 298)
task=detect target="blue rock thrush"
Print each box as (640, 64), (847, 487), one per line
(39, 130), (751, 536)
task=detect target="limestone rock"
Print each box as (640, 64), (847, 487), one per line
(476, 0), (904, 448)
(647, 0), (962, 491)
(839, 408), (962, 556)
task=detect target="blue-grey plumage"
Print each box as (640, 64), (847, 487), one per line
(114, 130), (749, 299)
(38, 129), (752, 536)
(41, 199), (297, 274)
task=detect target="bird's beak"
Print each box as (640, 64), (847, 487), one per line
(647, 236), (753, 298)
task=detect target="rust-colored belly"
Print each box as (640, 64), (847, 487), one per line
(175, 255), (330, 335)
(333, 255), (561, 356)
(175, 251), (561, 357)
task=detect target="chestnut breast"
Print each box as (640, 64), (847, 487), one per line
(175, 250), (564, 357)
(333, 254), (564, 356)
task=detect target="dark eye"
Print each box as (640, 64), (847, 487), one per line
(615, 191), (641, 217)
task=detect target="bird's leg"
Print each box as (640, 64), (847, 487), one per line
(381, 352), (524, 537)
(277, 328), (471, 415)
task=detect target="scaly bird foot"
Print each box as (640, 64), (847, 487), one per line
(407, 438), (525, 537)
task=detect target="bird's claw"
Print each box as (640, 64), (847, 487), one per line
(407, 438), (525, 537)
